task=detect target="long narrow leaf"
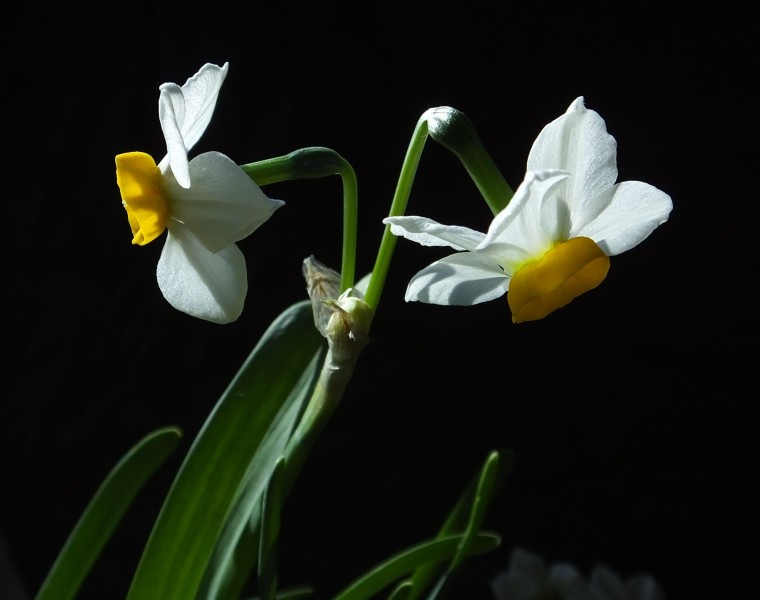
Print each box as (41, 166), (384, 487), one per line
(448, 450), (502, 572)
(258, 456), (285, 600)
(127, 300), (324, 600)
(199, 344), (324, 599)
(331, 533), (501, 600)
(408, 449), (513, 600)
(35, 426), (182, 600)
(387, 581), (413, 600)
(241, 586), (315, 600)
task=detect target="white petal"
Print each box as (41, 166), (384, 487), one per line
(479, 170), (569, 267)
(158, 83), (188, 185)
(383, 216), (485, 251)
(157, 223), (247, 324)
(164, 151), (284, 253)
(492, 549), (550, 600)
(159, 62), (229, 188)
(588, 566), (628, 600)
(547, 564), (587, 594)
(405, 251), (508, 305)
(527, 97), (618, 217)
(625, 575), (668, 600)
(508, 548), (550, 580)
(573, 181), (673, 256)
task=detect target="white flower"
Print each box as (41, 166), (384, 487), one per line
(384, 97), (672, 323)
(115, 63), (284, 324)
(586, 566), (667, 600)
(491, 549), (667, 600)
(491, 548), (587, 599)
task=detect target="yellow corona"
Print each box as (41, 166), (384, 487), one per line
(115, 152), (169, 246)
(508, 237), (610, 323)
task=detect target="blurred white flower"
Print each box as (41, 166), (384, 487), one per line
(492, 548), (666, 600)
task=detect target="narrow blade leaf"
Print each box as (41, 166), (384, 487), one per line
(409, 449), (513, 600)
(331, 532), (501, 600)
(35, 426), (182, 600)
(200, 329), (325, 599)
(258, 456), (285, 600)
(126, 300), (324, 600)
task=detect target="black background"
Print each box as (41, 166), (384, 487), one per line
(3, 2), (757, 599)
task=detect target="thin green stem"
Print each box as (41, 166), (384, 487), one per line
(425, 106), (513, 215)
(363, 116), (430, 309)
(241, 147), (358, 292)
(279, 336), (356, 506)
(280, 294), (372, 515)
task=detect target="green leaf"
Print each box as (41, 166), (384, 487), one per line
(258, 456), (285, 600)
(241, 586), (315, 600)
(331, 532), (501, 600)
(126, 300), (325, 600)
(408, 449), (514, 600)
(35, 426), (182, 600)
(448, 450), (503, 572)
(199, 327), (325, 599)
(386, 581), (413, 600)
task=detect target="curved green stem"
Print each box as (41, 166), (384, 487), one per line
(426, 106), (514, 215)
(363, 107), (514, 310)
(363, 116), (430, 310)
(241, 147), (358, 292)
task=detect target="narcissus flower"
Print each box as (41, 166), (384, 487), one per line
(384, 97), (672, 323)
(115, 63), (284, 323)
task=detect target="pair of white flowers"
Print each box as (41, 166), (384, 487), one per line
(116, 63), (672, 325)
(115, 63), (284, 324)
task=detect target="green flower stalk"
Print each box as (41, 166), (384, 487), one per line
(425, 106), (513, 215)
(242, 147), (359, 294)
(364, 106), (514, 310)
(284, 285), (373, 481)
(283, 257), (372, 483)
